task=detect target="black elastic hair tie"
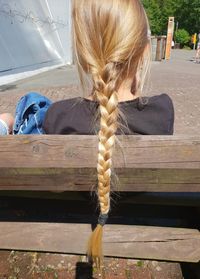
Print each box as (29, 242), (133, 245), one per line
(98, 213), (109, 226)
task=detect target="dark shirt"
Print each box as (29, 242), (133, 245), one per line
(43, 94), (174, 135)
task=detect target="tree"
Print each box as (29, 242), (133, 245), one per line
(175, 0), (200, 35)
(142, 0), (162, 35)
(142, 0), (200, 35)
(158, 0), (182, 34)
(175, 29), (191, 47)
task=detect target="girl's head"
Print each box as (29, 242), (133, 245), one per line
(73, 0), (150, 267)
(73, 0), (150, 95)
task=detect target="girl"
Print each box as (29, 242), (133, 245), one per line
(0, 0), (174, 267)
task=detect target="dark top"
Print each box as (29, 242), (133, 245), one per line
(43, 94), (174, 135)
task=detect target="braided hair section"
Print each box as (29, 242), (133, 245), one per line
(87, 63), (120, 267)
(95, 64), (119, 215)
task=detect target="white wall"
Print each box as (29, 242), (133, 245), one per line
(0, 0), (72, 84)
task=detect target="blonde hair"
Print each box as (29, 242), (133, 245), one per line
(73, 0), (150, 268)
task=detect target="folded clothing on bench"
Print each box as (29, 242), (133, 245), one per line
(13, 92), (52, 135)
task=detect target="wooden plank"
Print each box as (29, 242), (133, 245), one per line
(0, 135), (200, 192)
(0, 222), (199, 262)
(0, 135), (200, 169)
(0, 168), (200, 192)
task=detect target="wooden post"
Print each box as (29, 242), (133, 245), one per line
(156, 37), (161, 61)
(165, 17), (175, 60)
(161, 36), (167, 59)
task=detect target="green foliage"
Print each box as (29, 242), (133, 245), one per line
(142, 0), (162, 35)
(174, 0), (200, 35)
(160, 0), (182, 34)
(141, 0), (200, 35)
(175, 29), (191, 47)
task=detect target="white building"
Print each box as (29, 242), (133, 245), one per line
(0, 0), (72, 85)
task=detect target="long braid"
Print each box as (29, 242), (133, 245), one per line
(87, 63), (119, 267)
(73, 0), (150, 270)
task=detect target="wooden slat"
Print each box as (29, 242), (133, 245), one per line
(0, 135), (200, 168)
(0, 222), (199, 262)
(1, 168), (200, 192)
(0, 135), (200, 192)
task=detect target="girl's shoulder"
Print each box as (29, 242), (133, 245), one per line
(46, 97), (98, 111)
(119, 93), (174, 114)
(47, 97), (83, 110)
(147, 93), (174, 111)
(119, 93), (174, 135)
(148, 93), (173, 104)
(42, 97), (97, 134)
(145, 93), (174, 134)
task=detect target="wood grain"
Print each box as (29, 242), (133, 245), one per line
(0, 135), (200, 168)
(0, 222), (199, 262)
(0, 135), (200, 191)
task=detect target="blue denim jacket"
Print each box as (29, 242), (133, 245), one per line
(13, 92), (52, 135)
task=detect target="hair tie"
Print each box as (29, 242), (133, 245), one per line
(98, 214), (109, 226)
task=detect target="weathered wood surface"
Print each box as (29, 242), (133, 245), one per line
(0, 222), (199, 262)
(1, 135), (200, 168)
(0, 135), (200, 191)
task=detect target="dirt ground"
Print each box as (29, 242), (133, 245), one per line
(0, 251), (184, 279)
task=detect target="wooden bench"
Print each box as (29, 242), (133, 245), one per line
(0, 135), (200, 263)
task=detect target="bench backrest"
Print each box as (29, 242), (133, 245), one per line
(0, 135), (200, 192)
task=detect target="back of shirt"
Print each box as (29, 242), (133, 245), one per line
(43, 94), (174, 135)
